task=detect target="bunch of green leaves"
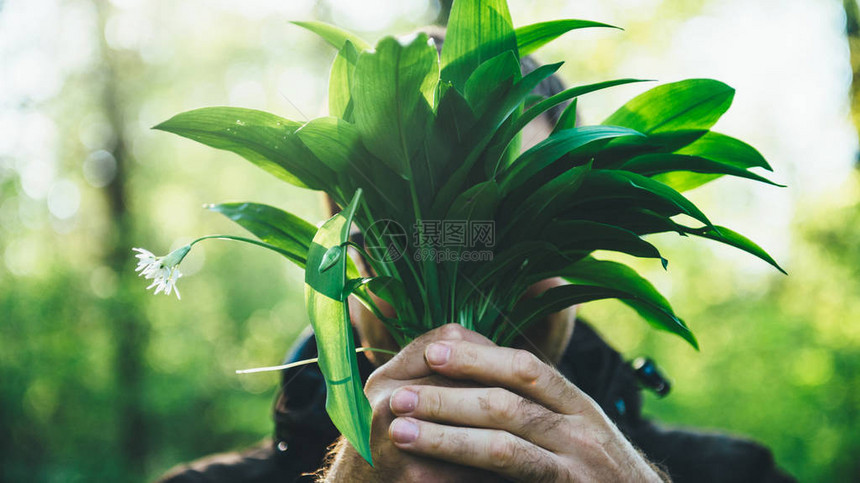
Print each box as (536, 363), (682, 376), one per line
(152, 0), (783, 464)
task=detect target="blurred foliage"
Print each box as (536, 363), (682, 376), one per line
(0, 0), (857, 481)
(580, 173), (860, 481)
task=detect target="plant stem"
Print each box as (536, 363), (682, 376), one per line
(188, 234), (294, 258)
(235, 347), (399, 374)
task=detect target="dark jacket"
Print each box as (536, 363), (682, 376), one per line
(159, 321), (795, 482)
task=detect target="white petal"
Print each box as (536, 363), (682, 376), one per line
(132, 248), (157, 259)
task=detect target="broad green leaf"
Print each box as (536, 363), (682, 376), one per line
(431, 62), (563, 216)
(463, 51), (520, 116)
(603, 79), (735, 134)
(207, 202), (316, 268)
(552, 98), (578, 134)
(590, 130), (708, 170)
(488, 79), (650, 170)
(501, 162), (591, 238)
(573, 169), (713, 228)
(557, 257), (697, 348)
(366, 276), (408, 311)
(650, 172), (721, 192)
(690, 225), (786, 275)
(463, 241), (560, 294)
(433, 81), (477, 146)
(499, 126), (643, 193)
(570, 207), (684, 236)
(511, 79), (651, 140)
(497, 285), (630, 345)
(621, 154), (784, 187)
(353, 34), (439, 178)
(291, 20), (371, 51)
(547, 221), (666, 265)
(441, 0), (518, 91)
(573, 207), (785, 274)
(304, 189), (373, 464)
(447, 180), (502, 221)
(296, 117), (362, 172)
(329, 40), (359, 121)
(652, 131), (776, 191)
(428, 82), (477, 180)
(366, 276), (418, 334)
(154, 107), (332, 190)
(677, 131), (772, 170)
(515, 19), (621, 56)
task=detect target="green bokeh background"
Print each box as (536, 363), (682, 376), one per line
(1, 0), (858, 481)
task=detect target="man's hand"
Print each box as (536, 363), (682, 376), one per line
(324, 324), (502, 482)
(324, 324), (664, 482)
(387, 325), (664, 482)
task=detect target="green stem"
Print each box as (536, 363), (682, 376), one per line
(188, 234), (293, 258)
(235, 347), (399, 374)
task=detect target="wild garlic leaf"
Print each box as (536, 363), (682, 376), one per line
(207, 202), (317, 269)
(553, 98), (578, 133)
(544, 220), (666, 264)
(510, 78), (651, 141)
(353, 34), (439, 179)
(296, 117), (362, 172)
(304, 189), (373, 464)
(292, 20), (371, 51)
(431, 61), (563, 216)
(572, 169), (714, 228)
(515, 19), (621, 56)
(329, 40), (359, 121)
(498, 284), (630, 344)
(559, 257), (697, 349)
(442, 0), (518, 91)
(500, 162), (592, 239)
(603, 79), (735, 134)
(688, 224), (787, 275)
(463, 51), (520, 116)
(153, 107), (331, 190)
(499, 125), (642, 193)
(622, 154), (784, 187)
(676, 131), (773, 170)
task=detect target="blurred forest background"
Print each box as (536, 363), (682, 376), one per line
(1, 0), (858, 480)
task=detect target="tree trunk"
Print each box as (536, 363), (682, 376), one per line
(93, 0), (150, 475)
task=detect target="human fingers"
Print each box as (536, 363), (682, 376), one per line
(389, 417), (565, 482)
(390, 385), (568, 452)
(422, 340), (591, 415)
(376, 324), (495, 381)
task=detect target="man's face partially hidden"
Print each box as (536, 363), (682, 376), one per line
(348, 115), (578, 367)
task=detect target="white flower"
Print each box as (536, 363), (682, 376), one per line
(133, 245), (190, 299)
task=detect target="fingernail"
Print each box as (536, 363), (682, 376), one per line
(390, 388), (418, 414)
(425, 342), (450, 365)
(390, 418), (419, 444)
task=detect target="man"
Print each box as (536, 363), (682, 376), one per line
(159, 34), (795, 483)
